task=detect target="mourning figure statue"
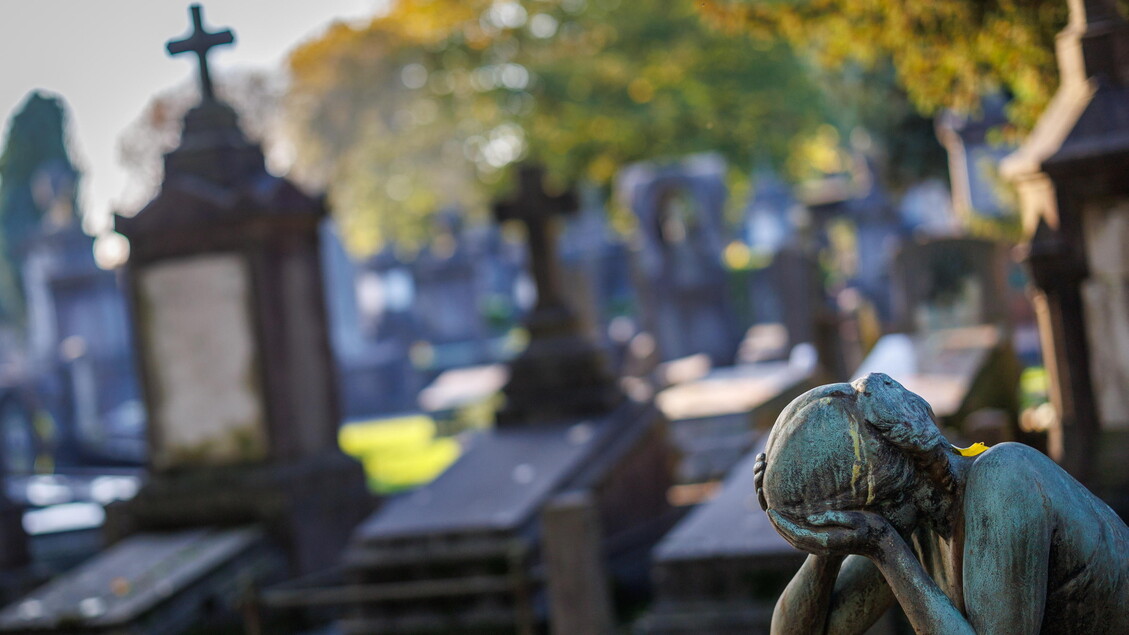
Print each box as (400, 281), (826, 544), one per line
(755, 373), (1129, 634)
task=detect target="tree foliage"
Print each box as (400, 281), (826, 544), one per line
(698, 0), (1129, 133)
(285, 0), (833, 254)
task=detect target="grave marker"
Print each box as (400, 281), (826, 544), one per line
(619, 155), (741, 366)
(492, 165), (621, 424)
(324, 165), (674, 633)
(0, 10), (375, 633)
(1001, 0), (1129, 498)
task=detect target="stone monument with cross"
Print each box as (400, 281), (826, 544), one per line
(319, 164), (674, 634)
(0, 8), (372, 633)
(166, 4), (232, 102)
(108, 0), (370, 564)
(492, 165), (621, 425)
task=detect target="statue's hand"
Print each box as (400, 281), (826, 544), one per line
(753, 452), (767, 511)
(767, 509), (892, 559)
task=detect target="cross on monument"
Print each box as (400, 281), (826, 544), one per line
(166, 4), (235, 102)
(494, 165), (578, 314)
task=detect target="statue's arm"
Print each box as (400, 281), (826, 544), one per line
(960, 449), (1052, 633)
(771, 554), (842, 634)
(770, 508), (975, 633)
(868, 530), (975, 634)
(772, 553), (896, 634)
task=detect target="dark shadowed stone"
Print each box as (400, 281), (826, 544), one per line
(0, 527), (281, 633)
(637, 444), (804, 634)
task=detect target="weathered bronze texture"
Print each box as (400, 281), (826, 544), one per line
(758, 373), (1129, 633)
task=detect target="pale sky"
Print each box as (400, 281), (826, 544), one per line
(0, 1), (386, 235)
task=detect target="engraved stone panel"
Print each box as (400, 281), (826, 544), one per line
(140, 253), (267, 468)
(1083, 200), (1129, 429)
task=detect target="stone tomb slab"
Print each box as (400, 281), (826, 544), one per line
(354, 419), (602, 540)
(853, 325), (1019, 429)
(638, 445), (803, 634)
(333, 403), (672, 633)
(0, 526), (282, 634)
(656, 360), (813, 484)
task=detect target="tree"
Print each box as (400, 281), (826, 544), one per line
(698, 0), (1128, 134)
(285, 0), (832, 254)
(0, 92), (81, 323)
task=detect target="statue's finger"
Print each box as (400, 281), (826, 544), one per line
(768, 510), (827, 547)
(808, 510), (855, 528)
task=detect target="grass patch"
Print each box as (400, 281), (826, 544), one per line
(339, 415), (461, 494)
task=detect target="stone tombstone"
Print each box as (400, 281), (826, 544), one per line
(492, 165), (622, 424)
(21, 222), (143, 465)
(890, 237), (1010, 334)
(108, 4), (369, 575)
(744, 167), (797, 254)
(848, 157), (903, 322)
(637, 444), (804, 634)
(341, 246), (421, 416)
(464, 222), (530, 334)
(411, 210), (486, 347)
(321, 166), (674, 634)
(1001, 0), (1129, 496)
(936, 94), (1017, 221)
(322, 224), (422, 418)
(739, 168), (797, 329)
(558, 186), (636, 341)
(619, 154), (740, 367)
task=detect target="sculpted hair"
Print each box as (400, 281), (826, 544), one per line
(850, 373), (960, 511)
(762, 374), (957, 519)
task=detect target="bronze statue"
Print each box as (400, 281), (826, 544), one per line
(756, 373), (1129, 634)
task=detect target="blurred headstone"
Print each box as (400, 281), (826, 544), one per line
(619, 154), (741, 366)
(936, 94), (1016, 221)
(1001, 0), (1129, 507)
(558, 186), (636, 342)
(636, 443), (804, 634)
(21, 222), (143, 467)
(327, 165), (675, 633)
(412, 211), (492, 369)
(0, 9), (374, 634)
(848, 157), (903, 322)
(890, 237), (1011, 334)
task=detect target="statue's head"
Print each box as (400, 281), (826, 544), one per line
(761, 373), (952, 528)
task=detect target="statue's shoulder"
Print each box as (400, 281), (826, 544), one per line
(966, 442), (1055, 491)
(974, 441), (1047, 464)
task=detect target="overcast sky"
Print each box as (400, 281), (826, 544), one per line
(0, 1), (385, 235)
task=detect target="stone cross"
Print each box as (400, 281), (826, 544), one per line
(166, 4), (235, 102)
(493, 165), (578, 313)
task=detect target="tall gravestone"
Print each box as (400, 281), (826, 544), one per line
(620, 154), (740, 367)
(21, 222), (143, 466)
(848, 157), (902, 323)
(493, 166), (623, 423)
(106, 5), (369, 572)
(411, 211), (493, 371)
(936, 94), (1016, 222)
(1001, 0), (1129, 504)
(333, 165), (673, 634)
